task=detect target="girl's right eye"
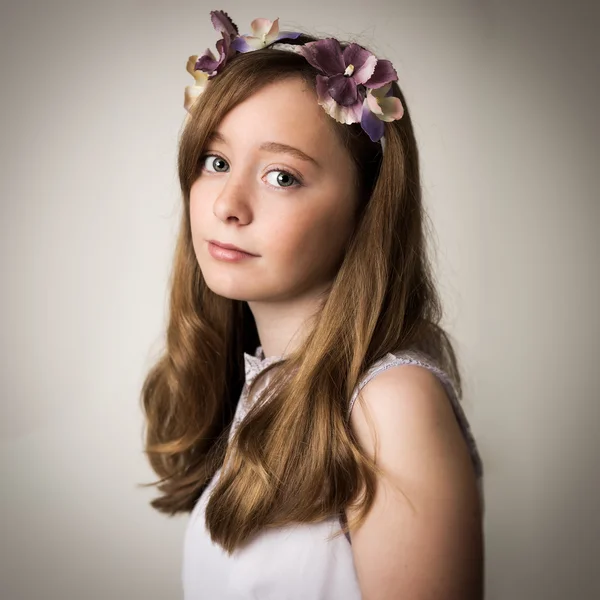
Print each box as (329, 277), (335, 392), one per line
(201, 154), (230, 173)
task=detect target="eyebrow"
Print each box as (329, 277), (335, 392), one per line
(206, 131), (321, 168)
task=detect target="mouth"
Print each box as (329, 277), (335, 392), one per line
(207, 239), (258, 256)
(207, 240), (258, 261)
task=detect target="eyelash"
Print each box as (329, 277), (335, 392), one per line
(199, 153), (303, 190)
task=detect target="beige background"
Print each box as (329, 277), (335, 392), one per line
(1, 0), (598, 598)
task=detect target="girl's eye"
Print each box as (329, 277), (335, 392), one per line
(264, 170), (300, 188)
(202, 155), (229, 173)
(200, 155), (300, 189)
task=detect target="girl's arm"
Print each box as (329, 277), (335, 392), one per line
(346, 365), (484, 600)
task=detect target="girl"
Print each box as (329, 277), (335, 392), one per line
(141, 11), (484, 599)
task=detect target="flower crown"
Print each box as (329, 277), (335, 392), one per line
(184, 10), (404, 145)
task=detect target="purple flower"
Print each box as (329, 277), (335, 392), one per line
(298, 38), (399, 125)
(194, 10), (240, 78)
(231, 18), (301, 52)
(183, 11), (404, 145)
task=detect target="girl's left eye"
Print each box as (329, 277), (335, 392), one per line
(264, 170), (301, 189)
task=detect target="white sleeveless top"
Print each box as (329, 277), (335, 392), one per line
(182, 346), (484, 599)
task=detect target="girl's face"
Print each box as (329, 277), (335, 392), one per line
(190, 76), (358, 303)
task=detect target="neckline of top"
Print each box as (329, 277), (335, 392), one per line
(243, 345), (286, 385)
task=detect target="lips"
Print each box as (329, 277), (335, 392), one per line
(208, 239), (257, 256)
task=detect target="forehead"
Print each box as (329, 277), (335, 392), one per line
(213, 77), (346, 159)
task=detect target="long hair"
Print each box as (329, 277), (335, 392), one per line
(139, 35), (462, 554)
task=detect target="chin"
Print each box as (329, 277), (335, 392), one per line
(200, 270), (260, 302)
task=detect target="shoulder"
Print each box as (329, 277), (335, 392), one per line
(350, 358), (475, 473)
(348, 352), (483, 481)
(346, 357), (484, 599)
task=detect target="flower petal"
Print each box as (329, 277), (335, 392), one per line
(364, 87), (404, 123)
(186, 55), (199, 78)
(361, 100), (385, 142)
(213, 38), (230, 71)
(266, 17), (280, 40)
(327, 73), (359, 107)
(237, 35), (266, 50)
(297, 38), (346, 76)
(366, 90), (383, 115)
(187, 56), (210, 85)
(351, 54), (377, 85)
(342, 43), (377, 84)
(251, 18), (273, 38)
(210, 10), (239, 38)
(195, 47), (219, 74)
(184, 84), (205, 113)
(274, 31), (302, 42)
(364, 59), (398, 89)
(316, 74), (363, 124)
(230, 36), (253, 52)
(377, 96), (404, 121)
(370, 82), (392, 98)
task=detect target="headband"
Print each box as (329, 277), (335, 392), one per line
(184, 10), (404, 146)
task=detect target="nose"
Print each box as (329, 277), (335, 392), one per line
(212, 170), (253, 223)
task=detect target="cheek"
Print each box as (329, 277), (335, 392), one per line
(189, 182), (200, 216)
(188, 184), (215, 261)
(189, 181), (214, 232)
(267, 208), (350, 273)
